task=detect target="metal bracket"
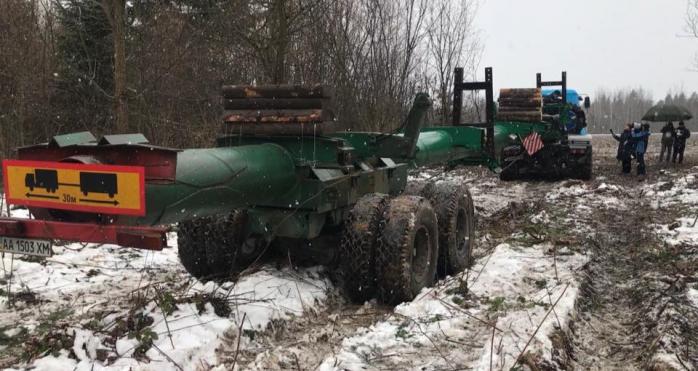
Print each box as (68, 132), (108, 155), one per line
(452, 67), (495, 158)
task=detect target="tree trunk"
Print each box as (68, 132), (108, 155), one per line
(103, 0), (128, 133)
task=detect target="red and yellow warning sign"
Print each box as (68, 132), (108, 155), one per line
(3, 160), (145, 216)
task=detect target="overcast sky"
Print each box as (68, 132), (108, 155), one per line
(474, 0), (698, 99)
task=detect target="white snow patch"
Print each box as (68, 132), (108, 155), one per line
(229, 267), (330, 330)
(655, 217), (698, 246)
(688, 288), (698, 309)
(643, 172), (698, 210)
(320, 243), (587, 370)
(0, 204), (332, 371)
(470, 182), (529, 216)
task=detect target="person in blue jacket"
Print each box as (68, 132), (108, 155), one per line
(631, 122), (650, 176)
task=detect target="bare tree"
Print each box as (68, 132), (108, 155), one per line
(425, 0), (481, 125)
(0, 0), (57, 156)
(0, 0), (483, 158)
(101, 0), (128, 132)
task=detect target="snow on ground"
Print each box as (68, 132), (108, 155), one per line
(655, 217), (698, 246)
(319, 243), (587, 370)
(0, 205), (331, 370)
(410, 170), (529, 217)
(3, 164), (696, 370)
(643, 168), (698, 210)
(649, 168), (698, 246)
(689, 288), (698, 309)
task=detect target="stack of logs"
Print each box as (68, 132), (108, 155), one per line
(496, 88), (543, 123)
(221, 85), (336, 135)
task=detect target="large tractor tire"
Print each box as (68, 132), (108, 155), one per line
(421, 181), (475, 276)
(499, 160), (520, 181)
(177, 210), (254, 281)
(376, 195), (439, 304)
(577, 149), (593, 180)
(340, 193), (389, 303)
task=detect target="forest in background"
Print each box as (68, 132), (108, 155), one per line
(0, 0), (482, 158)
(586, 90), (698, 134)
(1, 0), (697, 160)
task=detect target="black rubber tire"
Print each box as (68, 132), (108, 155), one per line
(421, 181), (475, 276)
(578, 150), (593, 180)
(499, 161), (519, 181)
(177, 218), (209, 278)
(340, 193), (389, 303)
(177, 210), (251, 281)
(376, 195), (439, 304)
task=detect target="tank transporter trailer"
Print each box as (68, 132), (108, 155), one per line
(0, 67), (585, 304)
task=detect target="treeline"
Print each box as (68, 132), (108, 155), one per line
(586, 89), (698, 134)
(0, 0), (482, 158)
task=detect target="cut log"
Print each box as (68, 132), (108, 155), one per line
(222, 85), (330, 99)
(499, 88), (541, 99)
(498, 97), (543, 108)
(498, 106), (543, 113)
(224, 98), (330, 110)
(496, 111), (543, 122)
(223, 109), (334, 124)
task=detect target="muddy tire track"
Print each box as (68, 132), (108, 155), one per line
(567, 165), (698, 370)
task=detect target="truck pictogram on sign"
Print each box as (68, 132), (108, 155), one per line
(25, 169), (59, 193)
(3, 160), (145, 216)
(80, 172), (118, 198)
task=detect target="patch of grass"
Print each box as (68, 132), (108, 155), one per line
(395, 321), (414, 340)
(107, 311), (156, 360)
(129, 327), (158, 360)
(184, 292), (231, 317)
(156, 290), (177, 316)
(0, 326), (28, 348)
(16, 307), (76, 362)
(486, 296), (506, 313)
(428, 314), (444, 323)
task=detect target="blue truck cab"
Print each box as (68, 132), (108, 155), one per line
(542, 89), (589, 107)
(542, 88), (590, 134)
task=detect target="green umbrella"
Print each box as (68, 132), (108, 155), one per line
(641, 104), (693, 122)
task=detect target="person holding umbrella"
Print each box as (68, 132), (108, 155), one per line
(659, 121), (676, 162)
(642, 103), (693, 166)
(672, 121), (691, 164)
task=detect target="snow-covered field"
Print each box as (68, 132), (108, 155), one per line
(320, 243), (585, 370)
(1, 155), (697, 370)
(0, 207), (331, 370)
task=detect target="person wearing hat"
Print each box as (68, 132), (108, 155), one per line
(631, 122), (650, 177)
(672, 121), (691, 164)
(659, 121), (676, 162)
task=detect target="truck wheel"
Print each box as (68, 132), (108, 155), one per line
(177, 210), (250, 281)
(177, 218), (209, 278)
(499, 161), (519, 181)
(421, 181), (475, 276)
(376, 195), (438, 304)
(340, 193), (389, 303)
(578, 150), (593, 180)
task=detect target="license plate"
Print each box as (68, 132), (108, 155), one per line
(0, 236), (52, 257)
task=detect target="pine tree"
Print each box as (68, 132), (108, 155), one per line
(53, 0), (114, 132)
